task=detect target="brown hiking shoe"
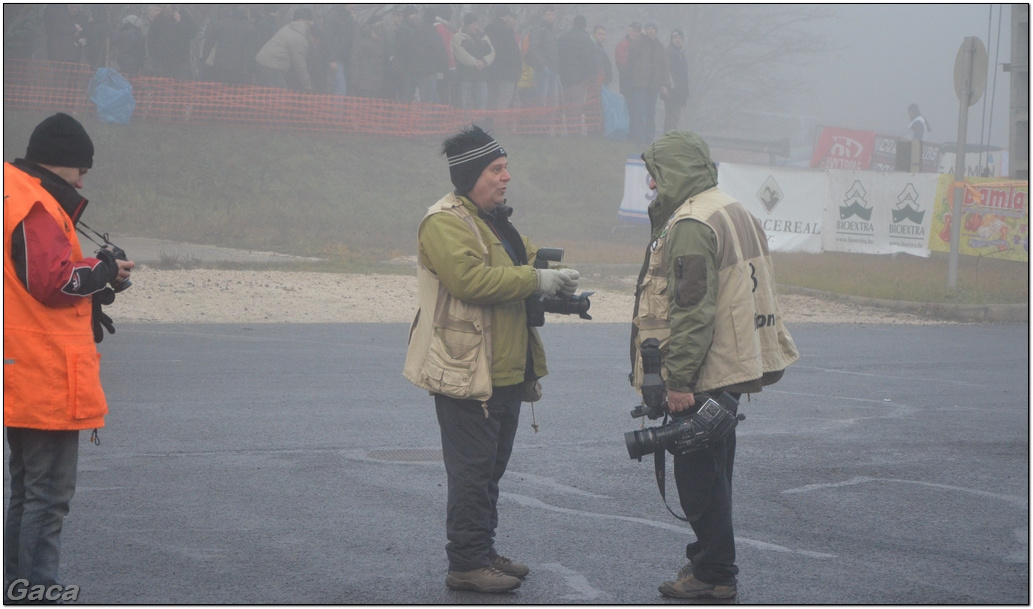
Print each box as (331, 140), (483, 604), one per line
(659, 572), (737, 599)
(490, 555), (530, 578)
(446, 566), (521, 593)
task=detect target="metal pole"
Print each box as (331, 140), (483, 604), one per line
(948, 37), (975, 290)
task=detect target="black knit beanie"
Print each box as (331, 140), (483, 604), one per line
(443, 125), (506, 195)
(25, 113), (94, 169)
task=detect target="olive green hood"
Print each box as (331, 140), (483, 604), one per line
(642, 131), (719, 240)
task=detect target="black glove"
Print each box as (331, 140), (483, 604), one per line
(94, 248), (121, 284)
(92, 288), (116, 343)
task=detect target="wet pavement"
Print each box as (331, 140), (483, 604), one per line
(6, 322), (1028, 604)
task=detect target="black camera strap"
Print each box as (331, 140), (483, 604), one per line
(75, 221), (113, 250)
(653, 416), (692, 522)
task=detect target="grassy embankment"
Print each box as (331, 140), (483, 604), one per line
(3, 109), (1027, 305)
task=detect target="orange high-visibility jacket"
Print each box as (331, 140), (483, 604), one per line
(3, 162), (108, 430)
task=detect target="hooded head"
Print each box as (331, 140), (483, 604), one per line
(641, 131), (718, 239)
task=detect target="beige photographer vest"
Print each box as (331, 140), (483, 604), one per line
(632, 188), (799, 394)
(403, 195), (494, 402)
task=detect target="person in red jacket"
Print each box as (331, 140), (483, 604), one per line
(3, 113), (134, 600)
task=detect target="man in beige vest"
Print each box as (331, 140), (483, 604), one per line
(404, 125), (579, 593)
(631, 131), (799, 599)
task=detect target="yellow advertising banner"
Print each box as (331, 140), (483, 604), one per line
(929, 176), (1029, 262)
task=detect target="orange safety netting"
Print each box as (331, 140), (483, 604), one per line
(3, 59), (604, 138)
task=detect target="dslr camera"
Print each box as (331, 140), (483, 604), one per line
(526, 247), (593, 327)
(79, 221), (132, 292)
(103, 243), (132, 292)
(624, 338), (744, 460)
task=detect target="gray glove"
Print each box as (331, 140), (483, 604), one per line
(557, 268), (579, 296)
(536, 268), (579, 297)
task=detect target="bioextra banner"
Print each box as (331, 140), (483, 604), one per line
(823, 170), (939, 257)
(716, 164), (824, 253)
(810, 127), (875, 170)
(929, 176), (1029, 262)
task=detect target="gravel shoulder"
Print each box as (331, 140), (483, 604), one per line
(111, 268), (955, 325)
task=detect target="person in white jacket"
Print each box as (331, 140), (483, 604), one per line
(254, 8), (315, 91)
(451, 13), (495, 110)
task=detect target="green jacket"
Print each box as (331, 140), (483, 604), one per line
(633, 131), (798, 393)
(406, 193), (547, 395)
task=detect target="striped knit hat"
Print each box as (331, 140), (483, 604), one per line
(442, 125), (507, 195)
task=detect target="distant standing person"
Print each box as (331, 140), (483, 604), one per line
(451, 13), (495, 111)
(592, 25), (613, 87)
(254, 8), (316, 92)
(906, 103), (931, 141)
(525, 6), (561, 107)
(483, 8), (523, 110)
(44, 4), (84, 64)
(557, 15), (598, 134)
(203, 6), (255, 85)
(663, 29), (689, 133)
(147, 4), (197, 80)
(614, 22), (642, 96)
(627, 22), (669, 147)
(112, 15), (147, 76)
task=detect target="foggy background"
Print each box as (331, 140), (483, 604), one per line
(797, 3), (1013, 150)
(581, 3), (1014, 155)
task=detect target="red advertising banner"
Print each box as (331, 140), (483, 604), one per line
(810, 127), (876, 170)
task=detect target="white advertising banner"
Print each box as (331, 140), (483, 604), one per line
(823, 170), (940, 257)
(618, 155), (653, 223)
(616, 158), (941, 256)
(716, 164), (825, 253)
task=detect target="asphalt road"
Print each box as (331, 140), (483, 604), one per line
(6, 322), (1028, 604)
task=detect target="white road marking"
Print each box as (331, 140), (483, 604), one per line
(501, 492), (835, 559)
(538, 562), (605, 601)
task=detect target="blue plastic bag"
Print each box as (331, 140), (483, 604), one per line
(88, 67), (136, 124)
(600, 86), (629, 141)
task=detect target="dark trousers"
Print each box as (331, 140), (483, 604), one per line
(434, 385), (522, 572)
(628, 86), (659, 146)
(4, 428), (80, 595)
(673, 421), (739, 585)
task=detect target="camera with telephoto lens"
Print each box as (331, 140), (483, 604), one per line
(624, 338), (744, 460)
(526, 247), (593, 327)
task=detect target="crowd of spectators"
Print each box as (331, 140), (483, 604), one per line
(6, 4), (691, 140)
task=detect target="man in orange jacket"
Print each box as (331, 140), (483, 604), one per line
(3, 113), (134, 599)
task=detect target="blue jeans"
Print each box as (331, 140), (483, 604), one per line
(435, 385), (522, 572)
(533, 67), (561, 107)
(331, 63), (347, 97)
(4, 428), (80, 594)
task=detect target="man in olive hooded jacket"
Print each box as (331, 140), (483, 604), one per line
(631, 131), (798, 599)
(405, 125), (579, 593)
